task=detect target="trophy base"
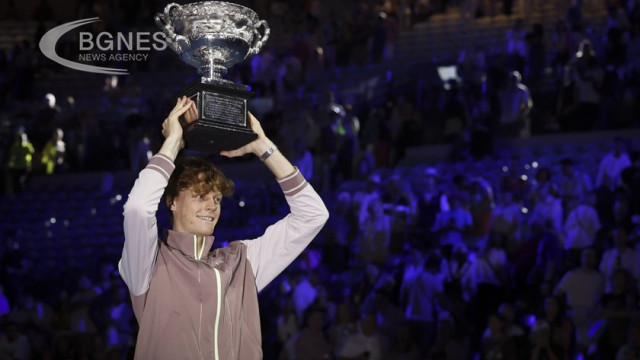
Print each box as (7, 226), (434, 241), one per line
(178, 81), (258, 154)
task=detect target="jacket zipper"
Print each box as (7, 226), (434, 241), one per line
(193, 234), (221, 360)
(213, 268), (221, 360)
(194, 235), (204, 360)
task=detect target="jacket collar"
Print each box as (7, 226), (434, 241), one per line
(165, 229), (215, 260)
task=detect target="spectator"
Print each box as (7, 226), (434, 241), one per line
(528, 221), (565, 296)
(563, 39), (603, 132)
(292, 306), (332, 360)
(529, 183), (563, 234)
(595, 137), (632, 190)
(474, 233), (510, 318)
(329, 301), (357, 358)
(335, 313), (384, 360)
(432, 193), (473, 249)
(415, 167), (447, 241)
(554, 248), (605, 352)
(620, 151), (640, 215)
(482, 303), (526, 339)
(442, 245), (475, 302)
(558, 158), (593, 204)
(40, 128), (66, 175)
(427, 312), (471, 360)
(529, 320), (564, 360)
(291, 271), (318, 321)
(563, 193), (601, 263)
(385, 321), (420, 359)
(591, 268), (638, 359)
(468, 177), (495, 250)
(492, 190), (522, 247)
(480, 312), (518, 360)
(383, 175), (417, 253)
(276, 296), (299, 347)
(540, 295), (575, 360)
(498, 71), (533, 138)
(615, 320), (640, 360)
(0, 321), (29, 360)
(5, 130), (34, 194)
(399, 250), (444, 354)
(600, 227), (638, 292)
(358, 194), (391, 264)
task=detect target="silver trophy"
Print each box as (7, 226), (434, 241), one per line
(155, 1), (270, 153)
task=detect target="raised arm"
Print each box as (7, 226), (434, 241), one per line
(119, 97), (194, 295)
(223, 113), (329, 291)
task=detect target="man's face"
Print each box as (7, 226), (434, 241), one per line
(581, 249), (596, 268)
(171, 187), (222, 236)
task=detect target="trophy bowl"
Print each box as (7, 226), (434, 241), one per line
(155, 1), (270, 83)
(154, 1), (270, 153)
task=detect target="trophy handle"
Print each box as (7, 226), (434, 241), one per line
(154, 3), (190, 53)
(247, 20), (270, 57)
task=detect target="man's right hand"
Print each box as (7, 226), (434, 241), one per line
(159, 96), (196, 160)
(162, 96), (195, 143)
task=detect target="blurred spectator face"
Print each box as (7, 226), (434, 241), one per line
(425, 175), (437, 190)
(438, 319), (453, 339)
(308, 310), (324, 331)
(337, 303), (354, 324)
(613, 138), (624, 156)
(45, 93), (56, 108)
(613, 228), (629, 248)
(78, 275), (92, 290)
(535, 168), (551, 183)
(508, 71), (522, 88)
(498, 191), (513, 204)
(488, 232), (504, 248)
(409, 249), (424, 265)
(498, 303), (515, 322)
(453, 247), (468, 264)
(580, 249), (597, 268)
(361, 314), (377, 336)
(583, 193), (596, 206)
(532, 327), (551, 347)
(450, 197), (462, 209)
(544, 296), (560, 318)
(614, 198), (630, 221)
(577, 40), (594, 58)
(612, 270), (630, 294)
(488, 314), (505, 334)
(4, 322), (18, 340)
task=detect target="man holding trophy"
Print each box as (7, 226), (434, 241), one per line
(118, 2), (329, 359)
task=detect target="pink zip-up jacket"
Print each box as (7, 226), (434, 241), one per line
(118, 154), (329, 360)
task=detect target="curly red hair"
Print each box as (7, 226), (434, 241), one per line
(164, 157), (234, 209)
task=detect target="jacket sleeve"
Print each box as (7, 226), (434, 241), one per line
(241, 168), (329, 292)
(118, 154), (174, 296)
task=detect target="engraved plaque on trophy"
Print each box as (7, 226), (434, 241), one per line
(155, 1), (270, 153)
